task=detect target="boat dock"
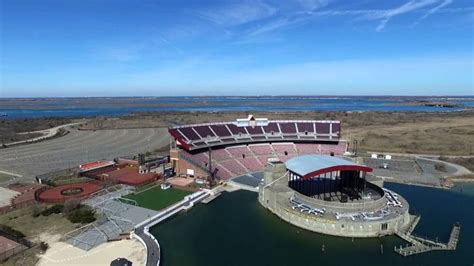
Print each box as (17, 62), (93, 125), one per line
(394, 223), (460, 256)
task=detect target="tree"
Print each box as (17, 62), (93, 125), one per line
(63, 199), (80, 215)
(39, 241), (49, 252)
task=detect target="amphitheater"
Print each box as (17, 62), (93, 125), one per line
(167, 115), (411, 238)
(169, 115), (347, 182)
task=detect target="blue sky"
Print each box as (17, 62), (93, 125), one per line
(1, 0), (473, 97)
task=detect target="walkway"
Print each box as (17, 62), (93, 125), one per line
(395, 223), (460, 256)
(133, 190), (210, 266)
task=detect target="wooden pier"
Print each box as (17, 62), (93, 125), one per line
(394, 223), (460, 256)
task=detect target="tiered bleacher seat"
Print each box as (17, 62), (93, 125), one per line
(211, 148), (232, 160)
(210, 125), (232, 137)
(248, 144), (274, 155)
(295, 143), (319, 154)
(332, 123), (341, 135)
(262, 123), (280, 134)
(178, 127), (200, 140)
(226, 146), (252, 158)
(279, 123), (297, 134)
(278, 153), (298, 162)
(181, 151), (209, 167)
(214, 166), (233, 179)
(194, 125), (215, 138)
(170, 120), (341, 151)
(240, 157), (263, 172)
(219, 159), (247, 175)
(316, 122), (330, 134)
(272, 143), (297, 155)
(193, 152), (209, 165)
(245, 126), (263, 135)
(227, 124), (247, 135)
(297, 123), (314, 134)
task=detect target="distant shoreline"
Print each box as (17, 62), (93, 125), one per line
(0, 96), (472, 119)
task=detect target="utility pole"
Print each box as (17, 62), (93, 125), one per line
(208, 147), (213, 186)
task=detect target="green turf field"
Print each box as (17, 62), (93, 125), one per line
(123, 186), (192, 211)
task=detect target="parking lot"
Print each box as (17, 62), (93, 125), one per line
(0, 127), (170, 179)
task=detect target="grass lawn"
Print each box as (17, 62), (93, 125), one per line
(0, 205), (77, 265)
(123, 187), (192, 211)
(0, 205), (76, 238)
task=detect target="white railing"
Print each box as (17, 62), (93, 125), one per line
(170, 120), (340, 129)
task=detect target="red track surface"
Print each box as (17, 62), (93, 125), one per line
(38, 182), (103, 203)
(104, 167), (158, 186)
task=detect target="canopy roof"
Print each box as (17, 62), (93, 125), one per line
(285, 155), (372, 178)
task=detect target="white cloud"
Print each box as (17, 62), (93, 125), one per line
(369, 0), (441, 31)
(418, 0), (453, 21)
(197, 1), (277, 26)
(297, 0), (330, 11)
(301, 0), (462, 32)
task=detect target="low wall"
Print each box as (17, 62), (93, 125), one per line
(131, 232), (148, 266)
(259, 185), (410, 238)
(227, 180), (258, 192)
(266, 201), (409, 237)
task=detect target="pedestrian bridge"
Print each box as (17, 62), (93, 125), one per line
(132, 190), (210, 266)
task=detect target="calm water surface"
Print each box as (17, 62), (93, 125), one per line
(151, 183), (474, 266)
(2, 97), (473, 118)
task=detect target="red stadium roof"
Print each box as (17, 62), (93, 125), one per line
(79, 161), (115, 170)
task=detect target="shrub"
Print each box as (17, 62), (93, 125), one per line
(0, 224), (25, 238)
(32, 205), (42, 217)
(39, 241), (49, 252)
(434, 162), (447, 172)
(40, 204), (64, 216)
(63, 199), (80, 215)
(66, 207), (96, 224)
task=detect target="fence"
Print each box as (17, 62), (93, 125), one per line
(0, 230), (33, 261)
(35, 167), (80, 184)
(0, 244), (27, 261)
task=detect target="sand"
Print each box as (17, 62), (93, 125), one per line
(37, 238), (146, 266)
(0, 187), (20, 208)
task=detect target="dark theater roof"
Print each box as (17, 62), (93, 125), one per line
(285, 155), (372, 178)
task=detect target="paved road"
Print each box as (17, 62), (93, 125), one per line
(0, 127), (170, 179)
(135, 227), (161, 266)
(6, 122), (82, 146)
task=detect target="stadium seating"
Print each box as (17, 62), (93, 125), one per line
(210, 125), (232, 137)
(295, 143), (318, 154)
(219, 159), (248, 175)
(240, 157), (263, 172)
(272, 143), (297, 155)
(297, 123), (315, 134)
(194, 125), (215, 138)
(226, 146), (252, 158)
(171, 120), (346, 181)
(211, 148), (232, 160)
(169, 120), (341, 151)
(279, 123), (297, 134)
(262, 123), (280, 134)
(179, 141), (347, 181)
(248, 144), (274, 155)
